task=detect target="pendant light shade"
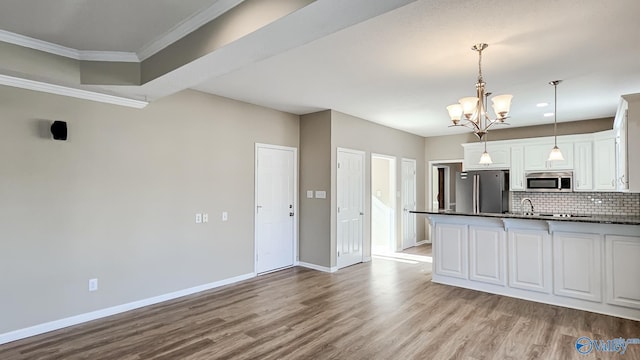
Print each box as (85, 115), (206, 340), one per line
(548, 80), (564, 161)
(479, 151), (493, 164)
(548, 145), (564, 161)
(479, 137), (493, 165)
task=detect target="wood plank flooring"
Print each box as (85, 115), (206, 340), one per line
(1, 245), (638, 359)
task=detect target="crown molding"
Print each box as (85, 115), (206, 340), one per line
(0, 29), (139, 62)
(0, 1), (243, 63)
(78, 51), (139, 62)
(137, 0), (245, 61)
(0, 74), (148, 109)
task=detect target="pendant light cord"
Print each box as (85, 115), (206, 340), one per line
(554, 82), (558, 147)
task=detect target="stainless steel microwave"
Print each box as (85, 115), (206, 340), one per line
(525, 172), (573, 192)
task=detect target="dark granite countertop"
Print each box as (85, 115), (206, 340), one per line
(410, 210), (640, 226)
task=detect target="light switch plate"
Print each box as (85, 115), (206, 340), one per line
(202, 213), (208, 223)
(306, 190), (314, 198)
(315, 190), (326, 199)
(222, 211), (228, 221)
(195, 213), (202, 223)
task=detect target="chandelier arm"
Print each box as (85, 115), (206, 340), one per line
(448, 122), (478, 131)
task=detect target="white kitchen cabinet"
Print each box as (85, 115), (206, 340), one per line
(463, 142), (510, 170)
(553, 232), (602, 302)
(524, 142), (574, 171)
(508, 229), (552, 294)
(614, 94), (640, 192)
(434, 223), (468, 279)
(594, 132), (616, 191)
(469, 226), (506, 286)
(573, 141), (593, 191)
(605, 235), (640, 309)
(510, 145), (525, 191)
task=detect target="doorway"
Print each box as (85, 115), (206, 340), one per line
(427, 160), (463, 241)
(337, 148), (365, 269)
(255, 144), (297, 274)
(371, 154), (397, 255)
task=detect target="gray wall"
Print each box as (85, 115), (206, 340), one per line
(424, 117), (613, 162)
(331, 110), (426, 265)
(0, 86), (299, 334)
(299, 110), (332, 267)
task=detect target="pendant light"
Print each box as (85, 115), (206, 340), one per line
(548, 80), (564, 161)
(479, 136), (493, 165)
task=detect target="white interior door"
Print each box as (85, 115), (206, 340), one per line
(337, 148), (364, 269)
(402, 158), (417, 249)
(255, 144), (296, 274)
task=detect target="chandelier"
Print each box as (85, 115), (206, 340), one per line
(446, 43), (513, 141)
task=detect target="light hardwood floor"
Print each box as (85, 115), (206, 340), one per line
(1, 249), (638, 359)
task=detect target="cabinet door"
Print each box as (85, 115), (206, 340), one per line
(508, 230), (552, 293)
(524, 142), (573, 171)
(464, 143), (509, 170)
(510, 146), (525, 191)
(434, 223), (468, 279)
(573, 141), (593, 191)
(469, 226), (506, 286)
(524, 143), (549, 171)
(605, 235), (640, 309)
(594, 137), (616, 190)
(553, 232), (602, 302)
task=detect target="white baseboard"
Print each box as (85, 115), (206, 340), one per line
(0, 272), (255, 345)
(416, 240), (431, 246)
(297, 261), (338, 273)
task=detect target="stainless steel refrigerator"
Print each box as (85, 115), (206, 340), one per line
(455, 170), (509, 213)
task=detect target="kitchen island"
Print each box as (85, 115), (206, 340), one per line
(413, 210), (640, 320)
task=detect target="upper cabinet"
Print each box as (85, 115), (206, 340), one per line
(615, 94), (640, 192)
(594, 131), (617, 191)
(462, 142), (510, 170)
(574, 141), (593, 191)
(510, 146), (525, 191)
(524, 142), (574, 171)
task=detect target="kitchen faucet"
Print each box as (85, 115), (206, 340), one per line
(521, 198), (534, 215)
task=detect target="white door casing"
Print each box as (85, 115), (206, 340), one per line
(255, 144), (296, 274)
(401, 158), (417, 249)
(337, 148), (365, 269)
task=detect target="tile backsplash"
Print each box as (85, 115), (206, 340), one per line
(511, 192), (640, 216)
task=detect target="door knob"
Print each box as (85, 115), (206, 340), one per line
(289, 212), (294, 216)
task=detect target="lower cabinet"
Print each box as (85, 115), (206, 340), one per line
(469, 226), (506, 286)
(434, 223), (468, 279)
(553, 232), (602, 302)
(605, 235), (640, 309)
(508, 229), (552, 294)
(429, 214), (640, 320)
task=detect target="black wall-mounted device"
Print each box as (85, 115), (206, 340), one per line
(50, 121), (68, 141)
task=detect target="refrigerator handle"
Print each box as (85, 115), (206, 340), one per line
(472, 174), (477, 213)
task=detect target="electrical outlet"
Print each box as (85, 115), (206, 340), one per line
(195, 213), (202, 223)
(202, 213), (209, 223)
(88, 278), (98, 292)
(222, 211), (228, 221)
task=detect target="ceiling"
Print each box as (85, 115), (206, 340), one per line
(1, 0), (640, 137)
